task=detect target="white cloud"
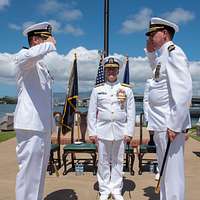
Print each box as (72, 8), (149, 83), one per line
(8, 21), (41, 34)
(0, 47), (199, 95)
(48, 20), (62, 33)
(64, 24), (84, 36)
(0, 53), (15, 83)
(39, 0), (82, 21)
(8, 23), (21, 31)
(120, 7), (195, 34)
(60, 9), (82, 21)
(9, 20), (84, 37)
(120, 8), (152, 34)
(0, 0), (9, 10)
(38, 0), (63, 14)
(162, 8), (195, 24)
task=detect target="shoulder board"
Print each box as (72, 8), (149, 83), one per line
(168, 45), (175, 52)
(95, 83), (104, 88)
(22, 46), (29, 49)
(120, 83), (132, 88)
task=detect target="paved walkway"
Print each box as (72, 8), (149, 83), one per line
(0, 128), (200, 200)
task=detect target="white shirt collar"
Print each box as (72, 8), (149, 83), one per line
(106, 80), (120, 86)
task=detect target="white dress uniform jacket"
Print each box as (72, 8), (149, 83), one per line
(146, 41), (192, 133)
(143, 78), (153, 123)
(87, 81), (135, 140)
(14, 42), (56, 133)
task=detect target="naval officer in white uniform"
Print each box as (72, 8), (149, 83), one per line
(87, 56), (135, 200)
(14, 22), (56, 200)
(145, 17), (192, 200)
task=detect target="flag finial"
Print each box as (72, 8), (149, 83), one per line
(100, 54), (103, 62)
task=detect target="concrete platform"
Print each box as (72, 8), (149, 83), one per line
(0, 128), (200, 200)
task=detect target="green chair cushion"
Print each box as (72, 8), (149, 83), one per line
(51, 144), (59, 151)
(63, 143), (97, 152)
(140, 144), (156, 153)
(125, 144), (134, 153)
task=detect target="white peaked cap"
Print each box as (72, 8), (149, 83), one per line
(103, 56), (123, 69)
(146, 17), (179, 36)
(23, 22), (52, 37)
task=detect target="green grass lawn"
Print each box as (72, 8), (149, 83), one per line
(189, 127), (200, 142)
(0, 131), (16, 143)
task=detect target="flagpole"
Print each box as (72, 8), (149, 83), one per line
(73, 53), (80, 142)
(104, 0), (109, 57)
(76, 112), (81, 141)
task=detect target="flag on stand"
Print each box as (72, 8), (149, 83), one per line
(123, 56), (130, 84)
(95, 55), (105, 85)
(62, 54), (79, 134)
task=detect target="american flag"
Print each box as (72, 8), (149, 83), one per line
(95, 56), (105, 85)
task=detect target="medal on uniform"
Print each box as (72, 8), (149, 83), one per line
(117, 89), (126, 109)
(155, 63), (161, 82)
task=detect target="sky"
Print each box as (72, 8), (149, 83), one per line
(0, 0), (200, 97)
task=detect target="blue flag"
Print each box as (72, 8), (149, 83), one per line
(62, 54), (78, 134)
(123, 56), (130, 84)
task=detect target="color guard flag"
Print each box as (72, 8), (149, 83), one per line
(62, 54), (79, 134)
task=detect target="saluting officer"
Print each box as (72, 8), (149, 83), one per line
(145, 17), (192, 200)
(87, 56), (135, 200)
(14, 22), (56, 200)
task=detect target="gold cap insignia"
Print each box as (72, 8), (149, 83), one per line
(108, 58), (114, 64)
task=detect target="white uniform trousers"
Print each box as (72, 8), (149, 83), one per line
(154, 131), (185, 200)
(97, 139), (124, 195)
(15, 130), (51, 200)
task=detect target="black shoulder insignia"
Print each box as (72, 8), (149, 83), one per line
(121, 83), (133, 88)
(22, 46), (29, 49)
(168, 45), (175, 52)
(95, 83), (104, 88)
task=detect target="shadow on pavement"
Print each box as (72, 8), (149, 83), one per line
(193, 151), (200, 158)
(44, 189), (78, 200)
(93, 177), (135, 198)
(143, 186), (159, 200)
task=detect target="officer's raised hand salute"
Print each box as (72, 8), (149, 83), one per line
(45, 35), (56, 46)
(146, 37), (155, 52)
(145, 17), (192, 200)
(14, 22), (57, 200)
